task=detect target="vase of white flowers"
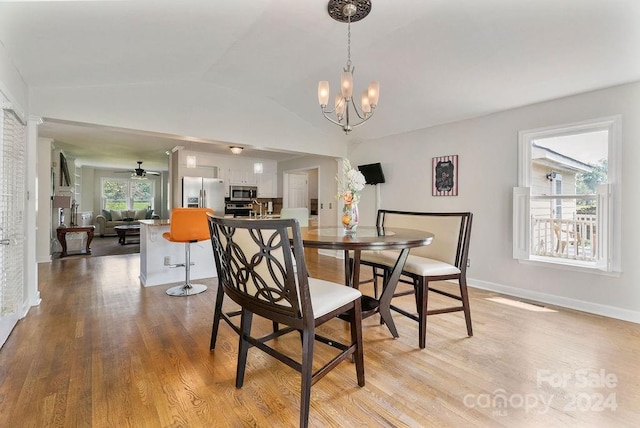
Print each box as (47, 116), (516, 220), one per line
(336, 159), (366, 234)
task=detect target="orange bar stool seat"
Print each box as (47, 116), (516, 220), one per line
(163, 208), (214, 296)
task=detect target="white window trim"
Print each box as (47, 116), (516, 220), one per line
(101, 177), (155, 211)
(515, 115), (622, 274)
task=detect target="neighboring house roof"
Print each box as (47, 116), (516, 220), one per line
(531, 143), (593, 174)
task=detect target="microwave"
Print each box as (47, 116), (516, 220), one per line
(229, 185), (258, 201)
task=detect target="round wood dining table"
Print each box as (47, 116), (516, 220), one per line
(299, 226), (434, 339)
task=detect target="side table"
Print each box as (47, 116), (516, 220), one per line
(57, 225), (95, 257)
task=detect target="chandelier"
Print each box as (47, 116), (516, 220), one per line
(318, 0), (379, 134)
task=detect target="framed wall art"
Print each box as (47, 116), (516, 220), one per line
(60, 152), (71, 187)
(432, 155), (458, 196)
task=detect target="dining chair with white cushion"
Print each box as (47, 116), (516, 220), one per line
(207, 215), (364, 428)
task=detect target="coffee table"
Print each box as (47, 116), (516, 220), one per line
(114, 224), (141, 245)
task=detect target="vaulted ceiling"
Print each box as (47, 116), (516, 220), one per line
(1, 0), (638, 171)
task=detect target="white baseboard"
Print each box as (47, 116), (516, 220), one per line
(311, 251), (640, 324)
(0, 313), (20, 349)
(468, 277), (640, 324)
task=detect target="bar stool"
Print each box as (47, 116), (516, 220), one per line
(163, 207), (214, 296)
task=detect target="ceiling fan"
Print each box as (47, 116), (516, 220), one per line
(115, 161), (160, 178)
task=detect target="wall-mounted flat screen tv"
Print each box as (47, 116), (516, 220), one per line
(358, 162), (386, 185)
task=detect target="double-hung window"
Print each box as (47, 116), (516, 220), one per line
(514, 116), (621, 273)
(101, 178), (154, 211)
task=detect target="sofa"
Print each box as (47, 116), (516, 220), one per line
(95, 209), (158, 237)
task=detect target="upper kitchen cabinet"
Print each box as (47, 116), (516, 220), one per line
(228, 166), (257, 185)
(257, 171), (277, 198)
(176, 150), (219, 179)
(171, 148), (278, 198)
(254, 160), (278, 197)
(227, 158), (277, 189)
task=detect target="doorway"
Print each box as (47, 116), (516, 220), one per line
(283, 167), (319, 224)
(285, 172), (309, 209)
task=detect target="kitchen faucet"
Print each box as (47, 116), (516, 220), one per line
(252, 200), (263, 218)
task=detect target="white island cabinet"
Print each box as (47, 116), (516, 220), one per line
(139, 220), (217, 287)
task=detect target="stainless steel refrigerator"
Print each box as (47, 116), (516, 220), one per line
(182, 177), (225, 214)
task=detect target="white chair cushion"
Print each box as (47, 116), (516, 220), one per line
(308, 277), (361, 318)
(360, 250), (460, 277)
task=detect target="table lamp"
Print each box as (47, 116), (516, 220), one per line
(52, 196), (72, 228)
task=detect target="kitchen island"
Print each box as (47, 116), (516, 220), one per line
(139, 219), (217, 287)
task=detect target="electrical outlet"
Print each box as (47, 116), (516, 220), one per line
(329, 202), (332, 209)
(164, 256), (171, 265)
(321, 203), (324, 209)
(467, 259), (471, 268)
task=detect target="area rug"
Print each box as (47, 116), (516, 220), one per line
(53, 235), (139, 260)
(90, 235), (139, 257)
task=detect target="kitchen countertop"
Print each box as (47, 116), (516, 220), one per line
(224, 214), (281, 219)
(142, 214), (318, 223)
(139, 219), (170, 226)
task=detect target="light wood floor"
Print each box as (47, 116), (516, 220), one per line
(1, 251), (638, 427)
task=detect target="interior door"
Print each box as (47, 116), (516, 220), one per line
(0, 106), (26, 346)
(287, 172), (308, 208)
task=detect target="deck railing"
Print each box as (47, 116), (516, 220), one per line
(531, 215), (597, 261)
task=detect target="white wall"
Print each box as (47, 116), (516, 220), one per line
(80, 166), (95, 212)
(0, 43), (27, 113)
(36, 138), (52, 263)
(348, 82), (640, 322)
(29, 83), (348, 159)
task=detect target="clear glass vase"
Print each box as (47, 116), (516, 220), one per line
(342, 203), (359, 235)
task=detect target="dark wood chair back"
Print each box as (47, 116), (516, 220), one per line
(207, 215), (365, 428)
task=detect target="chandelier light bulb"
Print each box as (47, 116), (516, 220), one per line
(318, 81), (330, 107)
(361, 90), (371, 114)
(368, 81), (380, 107)
(341, 70), (353, 99)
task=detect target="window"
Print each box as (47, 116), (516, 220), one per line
(101, 178), (154, 211)
(514, 116), (621, 272)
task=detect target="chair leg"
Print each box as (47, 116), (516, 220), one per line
(236, 309), (253, 388)
(299, 328), (314, 428)
(210, 281), (226, 350)
(459, 277), (473, 337)
(372, 267), (380, 298)
(417, 278), (429, 349)
(379, 268), (390, 325)
(350, 300), (365, 386)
